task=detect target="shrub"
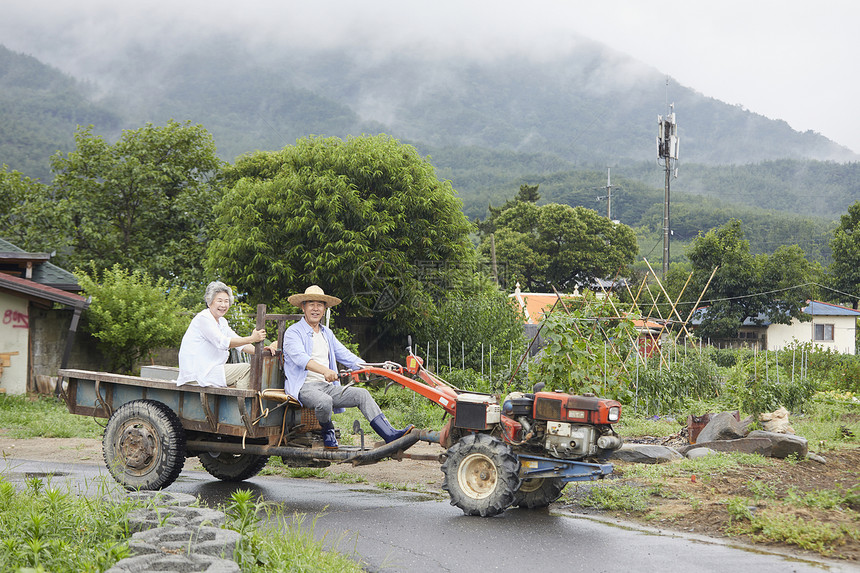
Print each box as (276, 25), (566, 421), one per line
(722, 352), (818, 420)
(528, 293), (637, 402)
(411, 288), (527, 377)
(76, 264), (190, 374)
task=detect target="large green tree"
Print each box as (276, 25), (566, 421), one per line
(0, 166), (57, 250)
(206, 135), (476, 328)
(684, 219), (817, 339)
(49, 121), (223, 285)
(829, 201), (860, 308)
(479, 199), (638, 292)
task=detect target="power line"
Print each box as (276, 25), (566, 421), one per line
(644, 281), (859, 309)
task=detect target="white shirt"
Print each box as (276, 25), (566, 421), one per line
(303, 329), (330, 384)
(176, 308), (239, 387)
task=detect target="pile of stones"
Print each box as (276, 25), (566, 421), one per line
(611, 409), (816, 465)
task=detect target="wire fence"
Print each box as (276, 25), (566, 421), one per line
(413, 336), (818, 397)
(412, 339), (529, 382)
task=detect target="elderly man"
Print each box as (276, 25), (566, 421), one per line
(282, 285), (412, 449)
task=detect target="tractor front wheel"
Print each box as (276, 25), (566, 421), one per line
(441, 433), (521, 517)
(512, 477), (567, 509)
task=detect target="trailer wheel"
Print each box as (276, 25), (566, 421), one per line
(512, 477), (566, 509)
(441, 433), (521, 517)
(103, 400), (186, 490)
(198, 452), (269, 481)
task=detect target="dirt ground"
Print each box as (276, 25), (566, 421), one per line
(1, 436), (857, 562)
(566, 447), (860, 563)
(0, 436), (448, 489)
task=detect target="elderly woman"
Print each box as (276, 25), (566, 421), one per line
(176, 281), (269, 388)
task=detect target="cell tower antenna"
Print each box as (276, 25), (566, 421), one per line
(657, 78), (679, 279)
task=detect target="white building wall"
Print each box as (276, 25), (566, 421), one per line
(0, 292), (29, 394)
(766, 316), (857, 355)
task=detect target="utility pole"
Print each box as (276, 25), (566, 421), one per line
(597, 167), (620, 221)
(657, 98), (679, 279)
(605, 167), (614, 220)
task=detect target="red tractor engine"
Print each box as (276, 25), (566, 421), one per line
(501, 389), (623, 460)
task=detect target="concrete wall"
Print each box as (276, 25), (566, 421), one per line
(29, 307), (105, 378)
(0, 291), (29, 394)
(30, 306), (181, 385)
(766, 316), (857, 354)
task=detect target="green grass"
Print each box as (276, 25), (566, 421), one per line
(222, 489), (364, 572)
(0, 475), (138, 571)
(572, 483), (649, 512)
(0, 475), (366, 573)
(614, 415), (683, 438)
(792, 394), (860, 451)
(725, 504), (859, 556)
(0, 395), (103, 439)
(620, 451), (774, 482)
(786, 485), (860, 511)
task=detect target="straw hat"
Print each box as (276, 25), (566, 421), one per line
(288, 285), (342, 307)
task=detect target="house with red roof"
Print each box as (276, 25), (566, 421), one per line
(0, 239), (89, 394)
(508, 283), (665, 357)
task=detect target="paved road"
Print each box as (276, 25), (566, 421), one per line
(2, 458), (856, 573)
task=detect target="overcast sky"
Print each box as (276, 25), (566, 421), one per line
(4, 0), (858, 154)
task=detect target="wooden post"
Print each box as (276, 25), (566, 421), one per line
(251, 304), (266, 392)
(55, 300), (87, 398)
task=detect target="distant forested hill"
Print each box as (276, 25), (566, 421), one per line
(0, 37), (857, 264)
(84, 37), (856, 169)
(0, 45), (120, 180)
(456, 164), (837, 264)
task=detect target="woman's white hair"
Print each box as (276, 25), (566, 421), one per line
(204, 281), (234, 306)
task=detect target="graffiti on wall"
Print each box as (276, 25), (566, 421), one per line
(3, 309), (28, 329)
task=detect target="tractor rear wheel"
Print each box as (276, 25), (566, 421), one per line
(441, 433), (521, 517)
(102, 400), (186, 490)
(198, 452), (269, 481)
(512, 477), (566, 509)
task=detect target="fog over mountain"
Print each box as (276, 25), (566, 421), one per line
(5, 0), (859, 152)
(1, 2), (858, 238)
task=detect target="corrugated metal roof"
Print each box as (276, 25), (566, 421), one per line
(692, 300), (860, 326)
(0, 238), (80, 290)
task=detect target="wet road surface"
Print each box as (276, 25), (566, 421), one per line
(2, 458), (855, 573)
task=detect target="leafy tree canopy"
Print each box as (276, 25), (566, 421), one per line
(682, 219), (817, 339)
(49, 121), (224, 286)
(478, 191), (638, 292)
(829, 201), (860, 308)
(206, 134), (477, 331)
(0, 166), (57, 250)
(475, 183), (540, 235)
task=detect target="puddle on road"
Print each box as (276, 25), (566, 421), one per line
(3, 471), (69, 480)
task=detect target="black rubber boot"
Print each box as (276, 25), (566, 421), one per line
(319, 420), (339, 450)
(370, 414), (414, 444)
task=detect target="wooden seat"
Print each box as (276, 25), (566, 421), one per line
(259, 388), (301, 406)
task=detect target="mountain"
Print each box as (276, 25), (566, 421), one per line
(1, 36), (857, 242)
(0, 45), (121, 181)
(78, 36), (855, 169)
